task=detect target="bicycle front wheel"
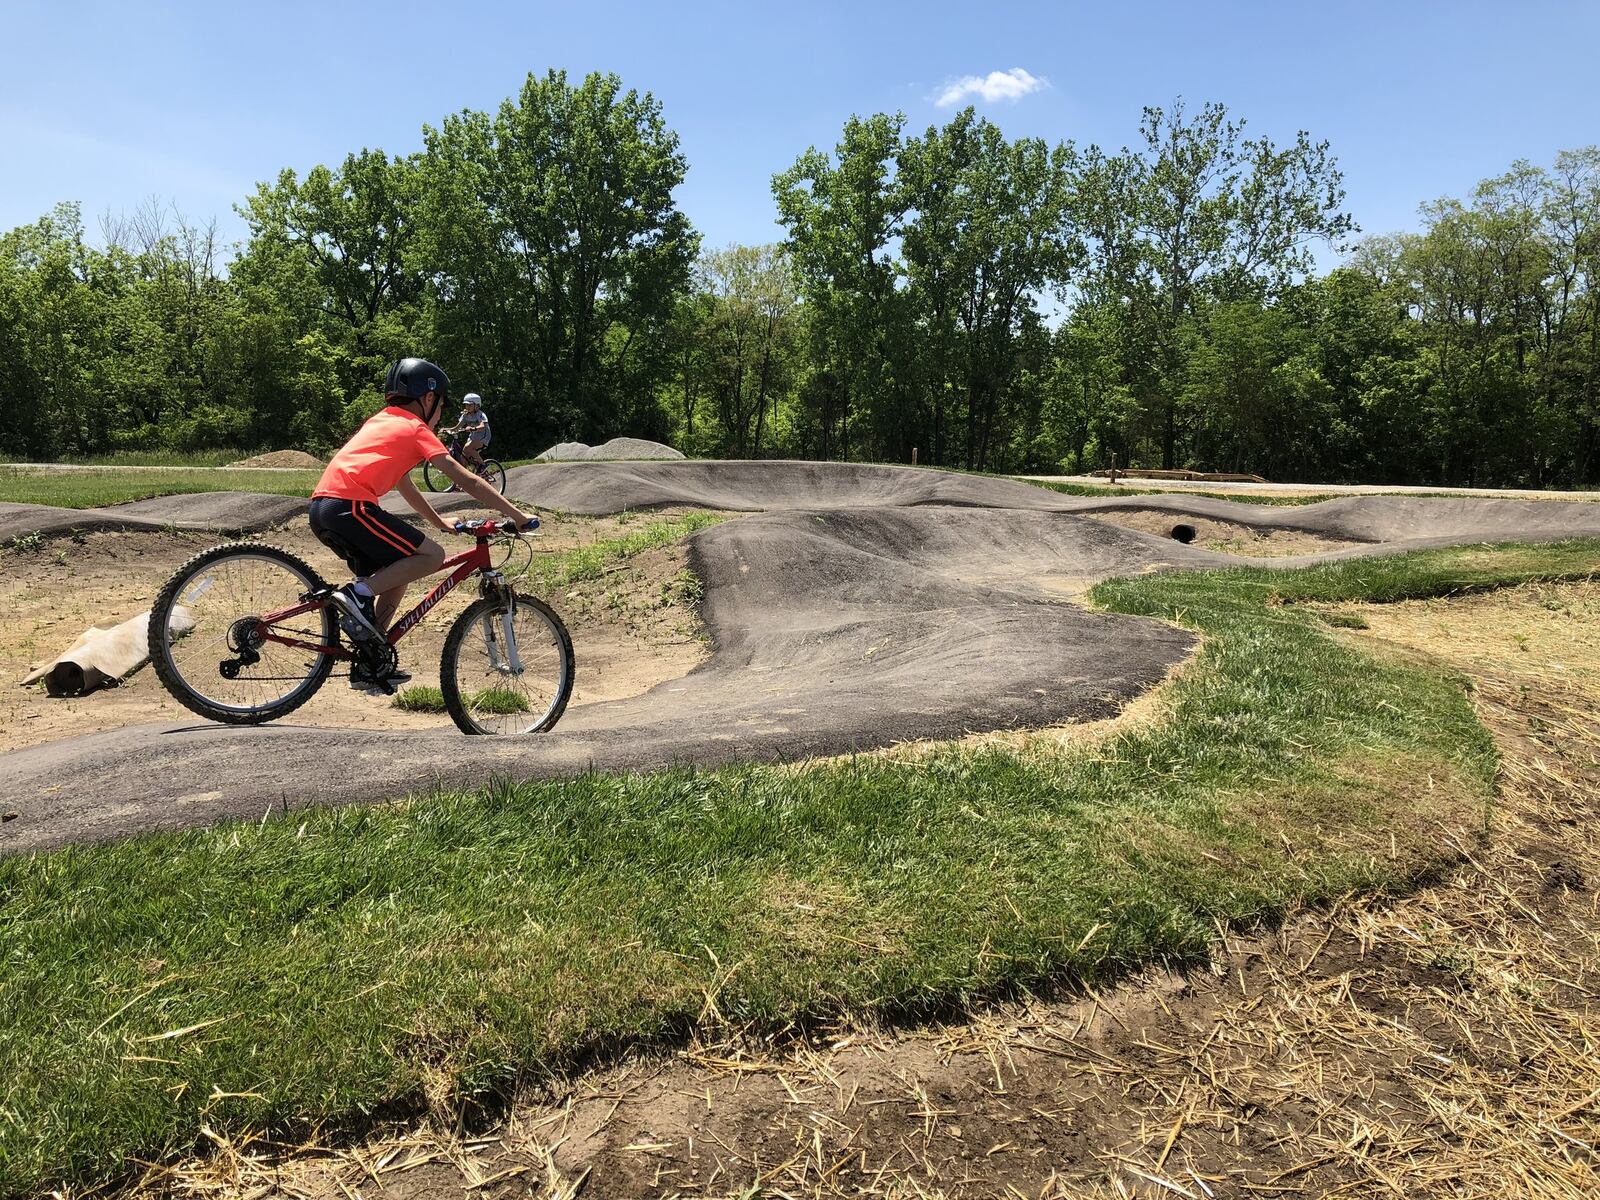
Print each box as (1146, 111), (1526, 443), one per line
(479, 459), (507, 494)
(149, 542), (337, 724)
(439, 592), (574, 734)
(421, 460), (451, 492)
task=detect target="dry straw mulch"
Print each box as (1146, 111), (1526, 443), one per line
(116, 582), (1600, 1200)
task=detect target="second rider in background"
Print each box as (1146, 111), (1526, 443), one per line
(446, 392), (492, 472)
(308, 359), (536, 692)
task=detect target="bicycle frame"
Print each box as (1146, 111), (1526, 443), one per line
(255, 538), (495, 661)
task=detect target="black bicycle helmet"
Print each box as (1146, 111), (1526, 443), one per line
(384, 357), (449, 405)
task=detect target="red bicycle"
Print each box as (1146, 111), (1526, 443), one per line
(147, 518), (574, 735)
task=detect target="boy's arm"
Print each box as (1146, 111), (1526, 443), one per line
(432, 453), (537, 526)
(394, 472), (454, 532)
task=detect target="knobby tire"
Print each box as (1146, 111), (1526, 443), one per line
(439, 592), (574, 735)
(148, 542), (337, 725)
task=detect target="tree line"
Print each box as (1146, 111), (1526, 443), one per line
(2, 70), (1596, 486)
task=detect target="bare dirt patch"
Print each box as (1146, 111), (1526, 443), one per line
(1085, 509), (1364, 556)
(2, 512), (714, 753)
(224, 450), (326, 469)
(133, 581), (1600, 1199)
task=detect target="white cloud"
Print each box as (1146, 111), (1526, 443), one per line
(934, 67), (1046, 108)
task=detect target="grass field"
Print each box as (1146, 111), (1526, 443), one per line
(6, 538), (1597, 1194)
(57, 449), (264, 468)
(0, 466), (321, 509)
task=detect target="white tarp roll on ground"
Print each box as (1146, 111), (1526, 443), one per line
(21, 608), (195, 697)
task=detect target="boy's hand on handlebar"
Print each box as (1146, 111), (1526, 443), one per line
(450, 514), (540, 536)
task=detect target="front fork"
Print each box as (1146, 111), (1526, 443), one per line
(477, 571), (523, 676)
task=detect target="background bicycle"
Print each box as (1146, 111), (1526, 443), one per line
(422, 432), (507, 495)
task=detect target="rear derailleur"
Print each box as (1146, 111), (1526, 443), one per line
(219, 617), (264, 679)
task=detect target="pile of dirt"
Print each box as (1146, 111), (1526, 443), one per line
(0, 493), (309, 542)
(535, 437), (684, 462)
(225, 450), (325, 469)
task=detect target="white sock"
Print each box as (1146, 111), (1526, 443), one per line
(352, 580), (376, 599)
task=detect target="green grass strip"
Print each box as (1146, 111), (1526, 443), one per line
(1016, 476), (1328, 506)
(50, 449), (264, 468)
(0, 466), (321, 509)
(392, 686), (530, 716)
(2, 539), (1597, 1194)
(514, 511), (723, 592)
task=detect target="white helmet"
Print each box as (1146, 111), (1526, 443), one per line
(463, 393), (483, 409)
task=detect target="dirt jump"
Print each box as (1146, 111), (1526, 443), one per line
(4, 461), (1598, 854)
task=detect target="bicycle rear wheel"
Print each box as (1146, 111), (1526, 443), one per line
(479, 459), (506, 494)
(439, 592), (574, 734)
(149, 542), (337, 724)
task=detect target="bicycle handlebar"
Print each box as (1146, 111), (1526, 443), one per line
(453, 517), (539, 538)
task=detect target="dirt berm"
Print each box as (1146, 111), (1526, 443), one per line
(0, 492), (309, 542)
(4, 461), (1598, 854)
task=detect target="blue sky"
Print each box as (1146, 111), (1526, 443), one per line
(4, 0), (1598, 263)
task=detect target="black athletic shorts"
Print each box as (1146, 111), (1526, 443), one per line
(308, 497), (425, 578)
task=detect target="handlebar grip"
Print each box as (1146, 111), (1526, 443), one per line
(522, 517), (540, 531)
(452, 519), (467, 533)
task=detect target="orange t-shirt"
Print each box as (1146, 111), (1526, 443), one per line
(313, 407), (450, 503)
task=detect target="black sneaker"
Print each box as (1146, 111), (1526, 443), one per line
(349, 662), (412, 695)
(330, 584), (383, 644)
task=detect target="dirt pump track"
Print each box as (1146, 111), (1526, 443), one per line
(4, 460), (1600, 855)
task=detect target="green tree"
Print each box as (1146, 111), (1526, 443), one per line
(240, 149), (423, 372)
(1076, 99), (1356, 468)
(421, 70), (698, 452)
(0, 204), (117, 458)
(899, 108), (1080, 468)
(774, 113), (910, 461)
(692, 244), (803, 457)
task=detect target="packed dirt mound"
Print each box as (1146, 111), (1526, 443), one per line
(1083, 509), (1364, 556)
(6, 460), (1600, 852)
(535, 437), (685, 462)
(1060, 490), (1600, 545)
(225, 450), (324, 468)
(477, 462), (1600, 550)
(1, 493), (308, 542)
(497, 459), (1070, 514)
(3, 506), (1200, 851)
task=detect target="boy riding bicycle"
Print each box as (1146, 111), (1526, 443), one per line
(309, 359), (536, 692)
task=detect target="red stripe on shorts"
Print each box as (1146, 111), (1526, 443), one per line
(353, 501), (417, 556)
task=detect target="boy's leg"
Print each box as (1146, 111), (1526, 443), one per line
(365, 536), (445, 629)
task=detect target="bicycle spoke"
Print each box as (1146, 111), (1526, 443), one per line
(157, 551), (333, 716)
(444, 597), (570, 734)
